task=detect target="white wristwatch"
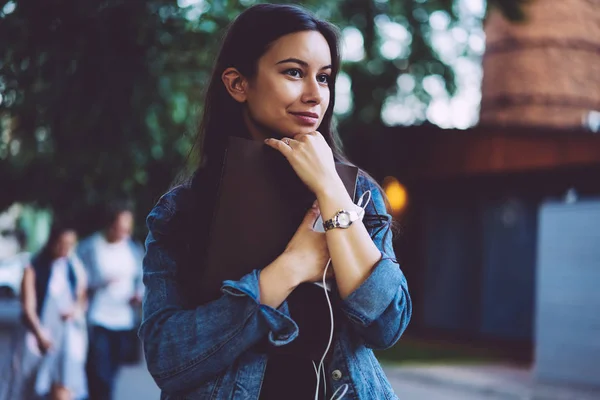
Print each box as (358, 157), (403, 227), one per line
(322, 208), (364, 231)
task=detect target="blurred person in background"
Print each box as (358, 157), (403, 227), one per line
(76, 202), (144, 400)
(0, 228), (31, 400)
(20, 224), (88, 400)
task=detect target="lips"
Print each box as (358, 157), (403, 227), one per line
(289, 111), (320, 126)
(290, 111), (319, 119)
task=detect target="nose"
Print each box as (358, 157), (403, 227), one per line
(301, 77), (324, 105)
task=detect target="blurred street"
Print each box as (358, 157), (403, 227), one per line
(386, 364), (600, 400)
(114, 359), (159, 400)
(115, 360), (600, 400)
(5, 328), (599, 400)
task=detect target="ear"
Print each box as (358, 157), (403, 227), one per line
(221, 67), (248, 103)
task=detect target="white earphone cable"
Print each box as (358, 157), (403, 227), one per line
(312, 190), (372, 400)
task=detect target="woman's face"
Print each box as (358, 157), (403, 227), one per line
(52, 230), (77, 259)
(243, 30), (333, 139)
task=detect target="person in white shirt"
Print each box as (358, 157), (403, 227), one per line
(76, 203), (143, 400)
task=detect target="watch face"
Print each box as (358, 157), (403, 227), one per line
(337, 212), (351, 226)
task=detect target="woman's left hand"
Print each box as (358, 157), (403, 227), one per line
(264, 131), (341, 195)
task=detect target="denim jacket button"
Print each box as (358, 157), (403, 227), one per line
(331, 370), (342, 381)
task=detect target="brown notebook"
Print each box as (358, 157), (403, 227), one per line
(200, 136), (359, 300)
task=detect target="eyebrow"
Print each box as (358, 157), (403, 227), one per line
(275, 58), (332, 70)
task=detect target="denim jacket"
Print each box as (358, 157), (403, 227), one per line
(139, 174), (412, 399)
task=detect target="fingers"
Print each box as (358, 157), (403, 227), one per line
(295, 201), (320, 231)
(302, 203), (320, 229)
(263, 131), (322, 153)
(295, 131), (320, 141)
(264, 138), (294, 157)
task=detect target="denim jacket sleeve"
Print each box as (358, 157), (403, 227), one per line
(339, 176), (412, 350)
(139, 189), (298, 394)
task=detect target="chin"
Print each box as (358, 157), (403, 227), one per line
(290, 127), (318, 137)
(270, 124), (317, 139)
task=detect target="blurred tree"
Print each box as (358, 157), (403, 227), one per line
(0, 0), (525, 238)
(0, 0), (214, 235)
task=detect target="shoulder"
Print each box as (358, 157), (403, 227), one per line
(22, 265), (36, 287)
(78, 232), (101, 248)
(23, 264), (35, 277)
(356, 171), (379, 193)
(68, 255), (87, 281)
(356, 171), (388, 213)
(146, 184), (194, 236)
(30, 253), (45, 271)
(69, 254), (85, 271)
(76, 233), (101, 259)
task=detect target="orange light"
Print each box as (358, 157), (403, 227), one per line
(383, 176), (408, 214)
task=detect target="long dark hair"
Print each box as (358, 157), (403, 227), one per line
(34, 223), (75, 267)
(170, 4), (394, 305)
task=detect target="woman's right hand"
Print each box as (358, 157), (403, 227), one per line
(36, 333), (53, 354)
(282, 202), (332, 284)
(259, 202), (332, 308)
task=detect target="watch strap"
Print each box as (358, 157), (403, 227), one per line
(322, 208), (365, 232)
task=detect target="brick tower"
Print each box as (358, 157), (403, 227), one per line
(480, 1), (600, 128)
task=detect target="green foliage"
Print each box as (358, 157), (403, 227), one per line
(0, 0), (214, 235)
(0, 0), (524, 237)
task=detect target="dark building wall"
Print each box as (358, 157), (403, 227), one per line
(415, 191), (537, 342)
(479, 197), (537, 340)
(393, 168), (599, 347)
(421, 197), (482, 335)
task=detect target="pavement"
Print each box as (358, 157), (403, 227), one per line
(115, 359), (160, 400)
(115, 360), (600, 400)
(385, 364), (600, 400)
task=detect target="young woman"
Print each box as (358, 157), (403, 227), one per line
(21, 225), (88, 400)
(139, 4), (411, 399)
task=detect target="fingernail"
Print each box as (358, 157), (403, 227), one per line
(264, 138), (270, 143)
(312, 201), (318, 208)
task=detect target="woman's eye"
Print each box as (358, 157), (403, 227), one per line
(284, 69), (302, 78)
(317, 74), (331, 84)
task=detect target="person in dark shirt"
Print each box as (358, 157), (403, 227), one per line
(139, 4), (412, 399)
